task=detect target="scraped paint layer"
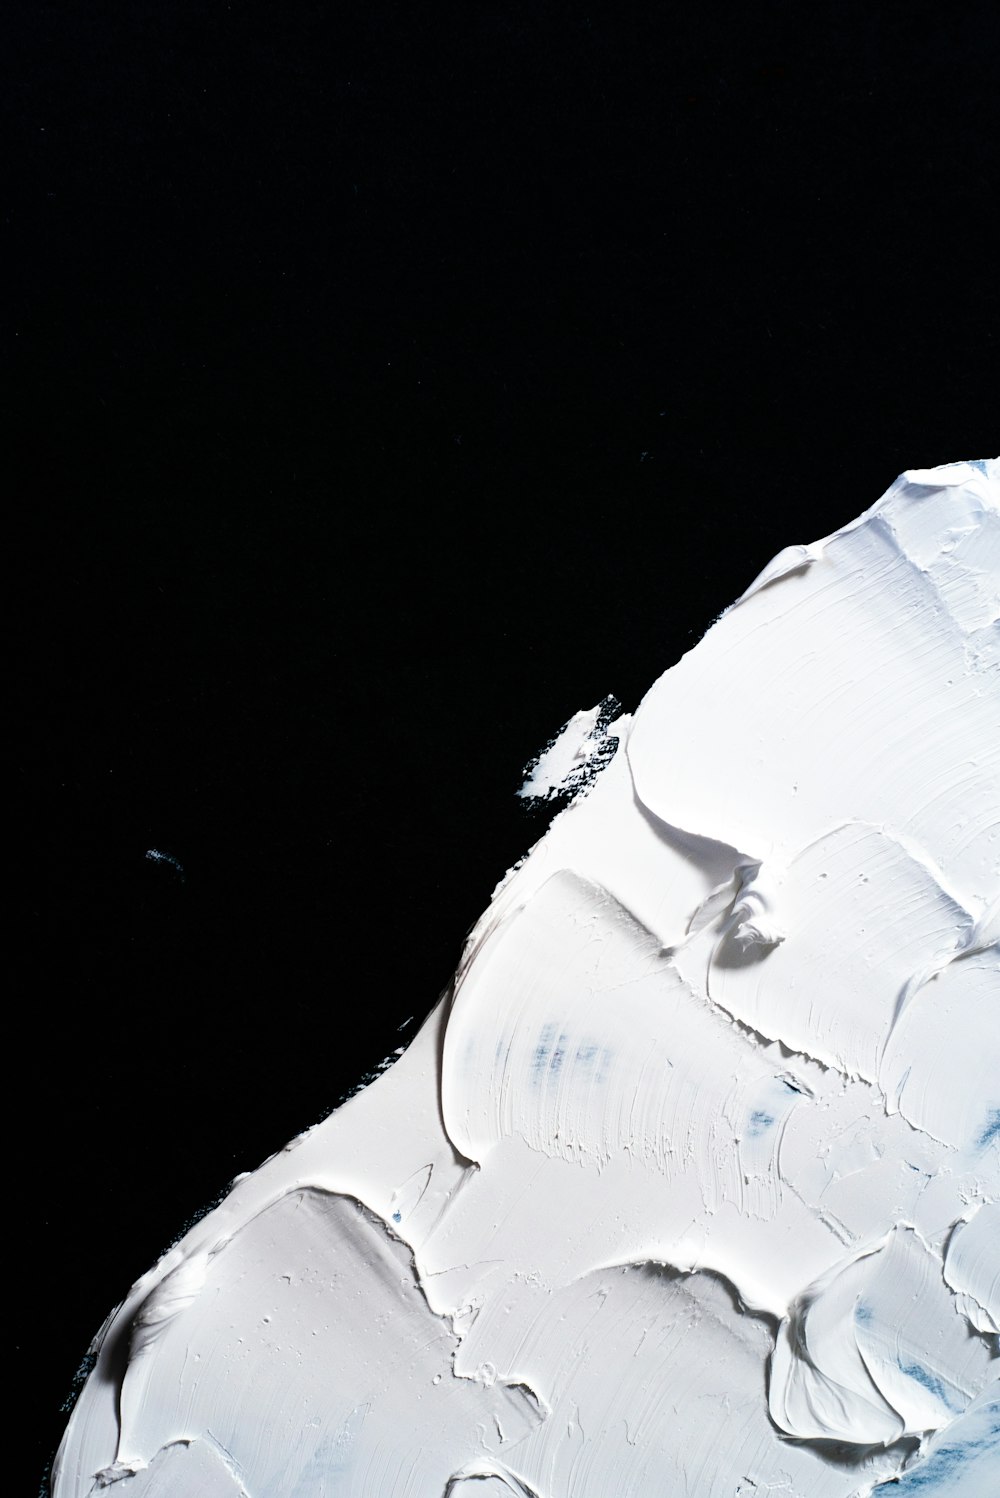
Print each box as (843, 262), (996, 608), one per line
(53, 460), (1000, 1497)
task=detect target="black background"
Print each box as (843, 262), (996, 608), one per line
(13, 1), (997, 1489)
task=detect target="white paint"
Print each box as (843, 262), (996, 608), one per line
(518, 695), (621, 804)
(54, 461), (1000, 1497)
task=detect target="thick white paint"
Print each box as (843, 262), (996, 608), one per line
(517, 696), (620, 804)
(53, 461), (1000, 1497)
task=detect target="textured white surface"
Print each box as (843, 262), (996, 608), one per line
(53, 461), (999, 1497)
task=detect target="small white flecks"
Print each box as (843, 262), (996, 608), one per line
(518, 694), (623, 805)
(144, 847), (186, 883)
